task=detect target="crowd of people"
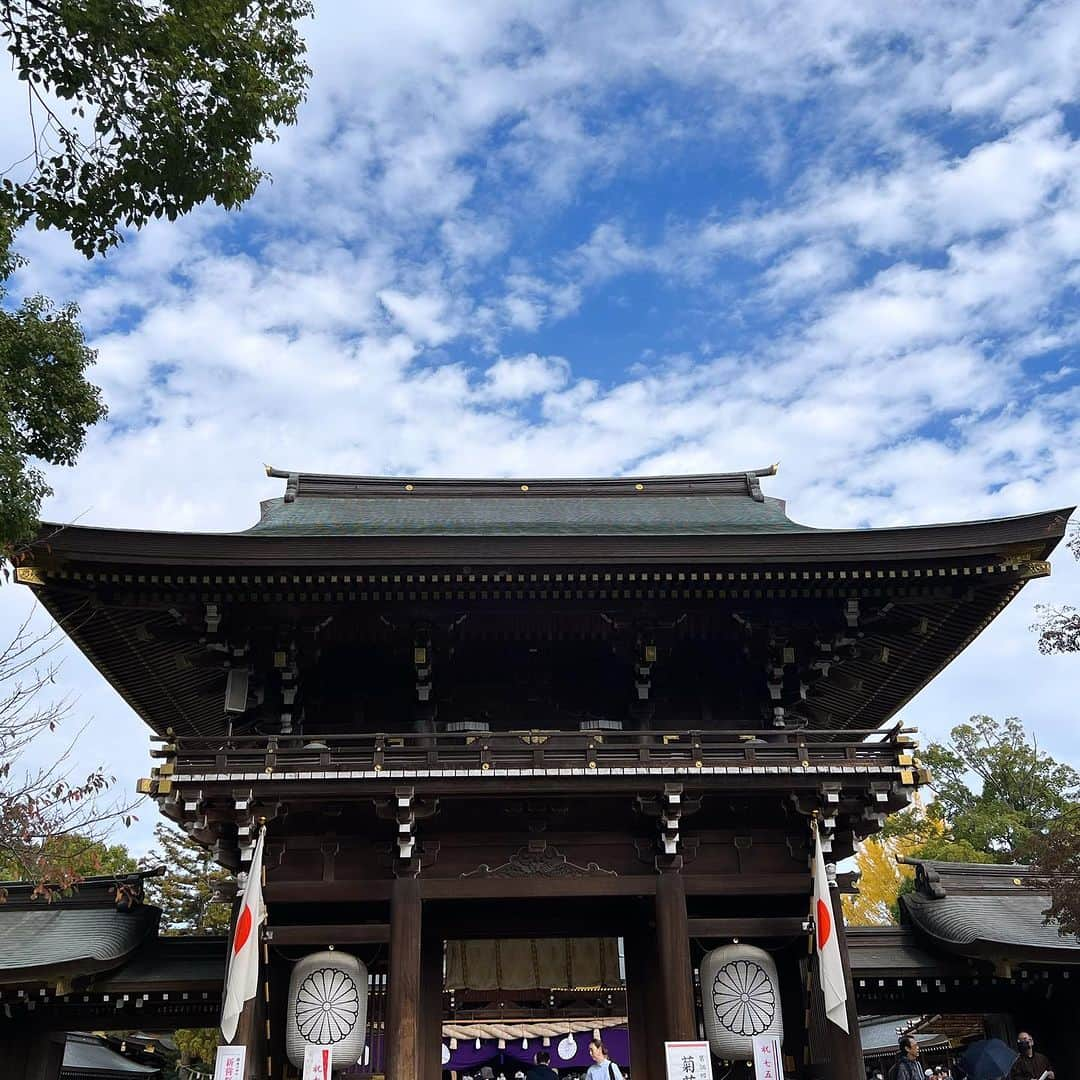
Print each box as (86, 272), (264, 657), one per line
(875, 1031), (1055, 1080)
(454, 1036), (625, 1080)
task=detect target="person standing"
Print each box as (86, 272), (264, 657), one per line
(585, 1037), (625, 1079)
(526, 1050), (559, 1080)
(1008, 1033), (1054, 1080)
(887, 1036), (923, 1080)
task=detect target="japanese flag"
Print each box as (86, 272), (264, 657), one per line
(811, 819), (848, 1033)
(221, 828), (266, 1043)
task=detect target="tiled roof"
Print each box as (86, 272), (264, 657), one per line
(247, 468), (807, 537)
(93, 935), (227, 991)
(0, 906), (156, 980)
(63, 1033), (160, 1075)
(859, 1016), (948, 1056)
(247, 492), (805, 536)
(846, 926), (970, 978)
(900, 860), (1080, 962)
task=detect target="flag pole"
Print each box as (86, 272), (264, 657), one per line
(811, 815), (865, 1079)
(221, 825), (269, 1079)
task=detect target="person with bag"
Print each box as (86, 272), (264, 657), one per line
(585, 1037), (624, 1079)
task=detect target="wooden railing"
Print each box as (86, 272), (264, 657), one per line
(153, 725), (916, 778)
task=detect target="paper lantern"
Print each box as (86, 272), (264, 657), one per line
(700, 944), (784, 1060)
(285, 950), (368, 1071)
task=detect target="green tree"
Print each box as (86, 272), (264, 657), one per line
(846, 717), (1076, 927)
(0, 615), (137, 895)
(1, 0), (314, 256)
(174, 1028), (219, 1075)
(0, 218), (105, 549)
(922, 715), (1079, 861)
(141, 823), (230, 1073)
(0, 1), (313, 545)
(142, 822), (232, 934)
(1033, 527), (1080, 654)
(1028, 807), (1080, 937)
(0, 833), (136, 883)
(845, 803), (993, 927)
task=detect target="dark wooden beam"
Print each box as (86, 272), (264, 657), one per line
(265, 872), (810, 905)
(265, 881), (393, 903)
(688, 916), (808, 938)
(262, 923), (389, 945)
(421, 875), (655, 900)
(685, 874), (810, 896)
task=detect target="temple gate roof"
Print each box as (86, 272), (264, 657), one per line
(251, 466), (806, 537)
(899, 859), (1080, 965)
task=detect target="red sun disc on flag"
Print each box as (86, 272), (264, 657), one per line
(816, 897), (832, 949)
(233, 904), (253, 955)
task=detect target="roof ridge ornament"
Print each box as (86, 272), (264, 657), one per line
(264, 465), (781, 500)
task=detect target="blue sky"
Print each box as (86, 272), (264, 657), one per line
(1, 0), (1078, 855)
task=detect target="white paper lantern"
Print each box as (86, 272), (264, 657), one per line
(700, 944), (784, 1060)
(285, 950), (368, 1071)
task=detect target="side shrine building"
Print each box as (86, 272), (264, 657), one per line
(8, 468), (1075, 1080)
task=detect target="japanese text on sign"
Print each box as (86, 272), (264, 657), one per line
(664, 1040), (714, 1080)
(213, 1046), (245, 1080)
(752, 1035), (784, 1080)
(303, 1046), (334, 1080)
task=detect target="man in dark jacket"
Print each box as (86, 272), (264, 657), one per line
(888, 1036), (923, 1080)
(1008, 1033), (1054, 1080)
(525, 1050), (559, 1080)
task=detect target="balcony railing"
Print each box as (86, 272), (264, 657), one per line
(151, 725), (919, 781)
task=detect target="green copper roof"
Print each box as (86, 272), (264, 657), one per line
(246, 468), (812, 537)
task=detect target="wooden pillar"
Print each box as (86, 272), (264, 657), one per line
(267, 943), (290, 1080)
(232, 975), (268, 1080)
(777, 949), (810, 1080)
(419, 934), (444, 1080)
(0, 1030), (65, 1080)
(822, 883), (863, 1080)
(386, 875), (422, 1080)
(655, 871), (696, 1042)
(624, 931), (656, 1080)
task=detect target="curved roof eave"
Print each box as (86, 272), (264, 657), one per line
(27, 506), (1075, 567)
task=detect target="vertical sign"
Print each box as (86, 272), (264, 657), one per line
(664, 1040), (715, 1079)
(752, 1035), (784, 1080)
(213, 1046), (245, 1080)
(303, 1045), (334, 1079)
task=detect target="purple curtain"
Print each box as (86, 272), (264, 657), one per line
(338, 1025), (630, 1075)
(447, 1025), (630, 1071)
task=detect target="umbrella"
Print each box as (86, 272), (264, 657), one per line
(958, 1039), (1019, 1080)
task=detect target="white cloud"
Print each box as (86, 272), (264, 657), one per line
(376, 288), (458, 346)
(1, 0), (1079, 859)
(482, 353), (570, 400)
